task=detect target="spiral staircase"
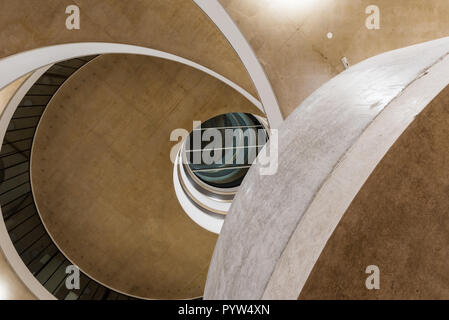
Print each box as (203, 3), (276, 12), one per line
(0, 56), (137, 300)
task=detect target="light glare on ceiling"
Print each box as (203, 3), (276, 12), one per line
(276, 0), (313, 10)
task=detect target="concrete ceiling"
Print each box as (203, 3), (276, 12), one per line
(0, 0), (256, 99)
(220, 0), (449, 116)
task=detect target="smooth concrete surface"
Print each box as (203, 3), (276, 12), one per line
(0, 0), (256, 99)
(0, 75), (36, 300)
(300, 82), (449, 299)
(220, 0), (449, 117)
(31, 54), (261, 299)
(204, 37), (449, 299)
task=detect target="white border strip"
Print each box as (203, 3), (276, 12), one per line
(0, 42), (263, 113)
(193, 0), (284, 128)
(0, 65), (55, 300)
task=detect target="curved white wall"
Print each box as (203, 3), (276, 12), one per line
(0, 42), (263, 115)
(193, 0), (284, 128)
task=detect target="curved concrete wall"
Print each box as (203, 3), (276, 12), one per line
(204, 37), (449, 299)
(299, 81), (449, 299)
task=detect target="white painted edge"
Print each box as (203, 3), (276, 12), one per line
(0, 65), (56, 300)
(263, 52), (449, 299)
(0, 42), (263, 113)
(178, 152), (231, 215)
(193, 0), (284, 129)
(173, 151), (224, 234)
